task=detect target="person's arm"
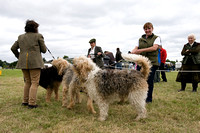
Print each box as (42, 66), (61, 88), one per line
(181, 45), (190, 56)
(131, 46), (138, 54)
(97, 47), (105, 57)
(133, 44), (158, 54)
(11, 40), (20, 59)
(132, 37), (160, 54)
(38, 34), (47, 53)
(188, 43), (200, 54)
(139, 44), (158, 53)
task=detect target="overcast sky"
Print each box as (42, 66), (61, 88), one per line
(1, 0), (200, 63)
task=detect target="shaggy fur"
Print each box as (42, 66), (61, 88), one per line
(39, 58), (68, 102)
(62, 63), (96, 114)
(72, 54), (151, 121)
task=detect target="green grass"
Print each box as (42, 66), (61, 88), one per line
(0, 69), (200, 133)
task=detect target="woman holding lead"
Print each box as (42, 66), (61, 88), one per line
(132, 22), (160, 103)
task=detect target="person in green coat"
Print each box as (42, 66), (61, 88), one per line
(176, 33), (200, 92)
(11, 20), (47, 109)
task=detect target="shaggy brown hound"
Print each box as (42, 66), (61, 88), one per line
(62, 62), (96, 114)
(72, 54), (151, 121)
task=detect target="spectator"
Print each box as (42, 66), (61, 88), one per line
(104, 51), (115, 69)
(176, 33), (200, 92)
(159, 45), (167, 82)
(103, 52), (110, 67)
(87, 38), (105, 69)
(115, 48), (123, 70)
(154, 47), (161, 82)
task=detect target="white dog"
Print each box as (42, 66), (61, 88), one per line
(72, 54), (151, 121)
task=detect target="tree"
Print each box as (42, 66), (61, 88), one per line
(9, 61), (18, 68)
(0, 60), (3, 66)
(166, 59), (170, 62)
(2, 61), (9, 68)
(63, 55), (69, 59)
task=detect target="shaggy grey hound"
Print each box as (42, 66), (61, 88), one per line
(72, 54), (151, 121)
(62, 61), (96, 114)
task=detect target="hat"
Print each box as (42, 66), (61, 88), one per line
(89, 38), (96, 43)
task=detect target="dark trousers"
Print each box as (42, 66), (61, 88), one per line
(181, 82), (198, 91)
(180, 58), (198, 91)
(137, 65), (158, 102)
(115, 62), (122, 70)
(159, 63), (167, 81)
(154, 70), (160, 82)
(147, 66), (158, 102)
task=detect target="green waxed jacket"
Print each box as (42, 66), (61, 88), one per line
(181, 42), (200, 64)
(11, 33), (47, 69)
(138, 33), (159, 66)
(87, 46), (105, 68)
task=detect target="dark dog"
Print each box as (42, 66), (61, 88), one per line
(39, 58), (68, 102)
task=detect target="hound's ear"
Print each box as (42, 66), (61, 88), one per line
(80, 64), (90, 80)
(58, 65), (64, 75)
(86, 61), (93, 71)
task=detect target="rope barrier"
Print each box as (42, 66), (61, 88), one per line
(156, 70), (200, 72)
(43, 50), (200, 73)
(105, 66), (200, 73)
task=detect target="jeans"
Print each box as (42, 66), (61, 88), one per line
(116, 62), (122, 70)
(159, 63), (167, 81)
(146, 66), (158, 102)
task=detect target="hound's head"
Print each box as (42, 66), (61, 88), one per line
(72, 56), (95, 82)
(51, 58), (69, 75)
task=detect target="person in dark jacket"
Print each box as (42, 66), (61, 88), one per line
(176, 33), (200, 92)
(104, 51), (115, 69)
(87, 38), (105, 69)
(115, 48), (123, 70)
(11, 20), (47, 109)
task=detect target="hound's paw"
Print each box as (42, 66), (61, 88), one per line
(135, 115), (146, 121)
(91, 110), (96, 114)
(62, 104), (67, 107)
(98, 117), (106, 121)
(67, 105), (73, 109)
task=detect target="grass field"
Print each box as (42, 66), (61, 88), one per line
(0, 69), (200, 133)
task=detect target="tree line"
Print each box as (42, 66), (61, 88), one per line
(1, 55), (176, 69)
(0, 55), (71, 69)
(0, 60), (17, 69)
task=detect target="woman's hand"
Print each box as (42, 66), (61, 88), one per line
(97, 52), (102, 55)
(131, 46), (138, 54)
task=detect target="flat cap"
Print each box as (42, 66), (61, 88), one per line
(89, 38), (96, 43)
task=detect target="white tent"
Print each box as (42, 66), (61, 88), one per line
(175, 62), (182, 70)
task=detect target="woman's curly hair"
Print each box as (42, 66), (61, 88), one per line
(24, 20), (39, 33)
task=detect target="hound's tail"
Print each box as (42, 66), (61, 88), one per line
(122, 54), (152, 79)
